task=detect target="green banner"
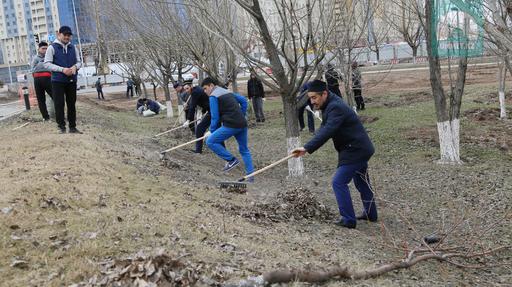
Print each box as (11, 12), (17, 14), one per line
(431, 0), (484, 57)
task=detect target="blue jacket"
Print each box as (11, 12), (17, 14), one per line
(304, 93), (374, 166)
(209, 86), (248, 133)
(50, 42), (78, 83)
(146, 99), (160, 114)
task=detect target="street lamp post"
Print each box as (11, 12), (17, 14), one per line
(7, 60), (13, 84)
(71, 0), (88, 87)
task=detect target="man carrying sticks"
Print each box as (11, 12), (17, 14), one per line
(292, 80), (378, 229)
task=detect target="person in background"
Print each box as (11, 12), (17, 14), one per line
(31, 41), (53, 121)
(352, 62), (365, 111)
(247, 72), (266, 123)
(95, 77), (105, 100)
(136, 98), (160, 117)
(44, 25), (82, 134)
(126, 79), (134, 98)
(325, 64), (343, 98)
(297, 82), (315, 133)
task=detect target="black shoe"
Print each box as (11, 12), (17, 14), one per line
(356, 213), (378, 222)
(334, 219), (356, 229)
(69, 127), (83, 134)
(261, 119), (265, 122)
(58, 127), (66, 134)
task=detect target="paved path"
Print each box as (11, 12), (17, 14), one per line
(0, 101), (24, 122)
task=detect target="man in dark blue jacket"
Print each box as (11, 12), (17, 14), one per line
(44, 26), (82, 134)
(182, 84), (211, 153)
(201, 77), (254, 179)
(292, 80), (377, 229)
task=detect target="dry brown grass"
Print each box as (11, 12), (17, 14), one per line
(0, 84), (510, 286)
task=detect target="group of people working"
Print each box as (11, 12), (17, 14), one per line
(168, 76), (376, 229)
(31, 26), (376, 229)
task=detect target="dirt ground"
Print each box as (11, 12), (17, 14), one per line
(0, 63), (511, 286)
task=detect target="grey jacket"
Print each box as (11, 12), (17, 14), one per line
(44, 39), (82, 73)
(31, 53), (50, 73)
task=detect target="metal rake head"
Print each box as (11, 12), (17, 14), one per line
(218, 181), (248, 193)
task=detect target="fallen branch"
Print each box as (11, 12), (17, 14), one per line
(227, 246), (510, 287)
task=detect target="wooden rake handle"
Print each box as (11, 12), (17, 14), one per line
(160, 135), (207, 154)
(239, 154), (295, 182)
(153, 112), (209, 138)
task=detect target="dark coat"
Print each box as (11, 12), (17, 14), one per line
(304, 93), (374, 166)
(325, 68), (341, 88)
(247, 77), (265, 99)
(186, 86), (210, 121)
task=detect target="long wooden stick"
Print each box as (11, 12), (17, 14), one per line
(12, 122), (30, 131)
(160, 135), (207, 154)
(153, 111), (208, 138)
(239, 154), (295, 181)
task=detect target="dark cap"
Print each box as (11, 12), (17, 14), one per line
(173, 81), (183, 89)
(308, 80), (327, 93)
(59, 26), (73, 35)
(38, 41), (48, 48)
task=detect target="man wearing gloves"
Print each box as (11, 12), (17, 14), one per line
(44, 26), (82, 134)
(201, 77), (254, 179)
(182, 84), (211, 153)
(292, 80), (378, 229)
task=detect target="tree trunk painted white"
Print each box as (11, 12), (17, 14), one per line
(286, 137), (304, 178)
(499, 91), (507, 119)
(498, 62), (507, 119)
(166, 101), (174, 118)
(436, 119), (461, 164)
(177, 105), (185, 123)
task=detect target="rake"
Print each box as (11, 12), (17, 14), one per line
(159, 135), (207, 155)
(153, 112), (208, 138)
(219, 154), (295, 191)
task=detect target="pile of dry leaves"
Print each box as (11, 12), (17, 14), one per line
(218, 187), (333, 223)
(70, 250), (218, 287)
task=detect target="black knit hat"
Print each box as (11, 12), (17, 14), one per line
(308, 80), (327, 93)
(38, 41), (48, 48)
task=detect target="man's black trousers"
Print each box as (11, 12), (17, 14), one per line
(34, 76), (53, 120)
(53, 82), (77, 129)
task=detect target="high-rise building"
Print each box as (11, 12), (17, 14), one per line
(0, 0), (94, 83)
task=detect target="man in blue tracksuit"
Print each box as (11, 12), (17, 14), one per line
(201, 77), (255, 179)
(292, 80), (377, 229)
(44, 26), (82, 134)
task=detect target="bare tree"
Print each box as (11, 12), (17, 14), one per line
(420, 0), (471, 164)
(186, 0), (337, 177)
(482, 0), (510, 119)
(386, 0), (424, 63)
(330, 0), (372, 108)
